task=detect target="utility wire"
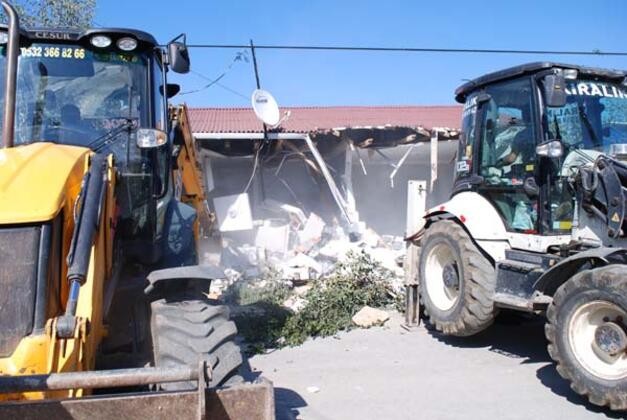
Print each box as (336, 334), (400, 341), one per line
(180, 50), (248, 96)
(185, 44), (627, 56)
(215, 82), (249, 101)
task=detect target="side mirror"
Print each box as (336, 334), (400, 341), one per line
(160, 83), (181, 98)
(137, 128), (167, 148)
(543, 74), (567, 108)
(536, 140), (564, 158)
(476, 93), (492, 105)
(168, 41), (190, 74)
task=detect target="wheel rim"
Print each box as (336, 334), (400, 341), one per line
(423, 242), (460, 311)
(568, 300), (627, 380)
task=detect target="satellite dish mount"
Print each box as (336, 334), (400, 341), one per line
(249, 40), (281, 132)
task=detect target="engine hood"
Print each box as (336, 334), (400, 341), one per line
(0, 143), (90, 224)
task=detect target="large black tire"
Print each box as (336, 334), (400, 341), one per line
(419, 220), (497, 336)
(545, 265), (627, 410)
(150, 298), (243, 390)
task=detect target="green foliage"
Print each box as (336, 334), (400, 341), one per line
(280, 250), (394, 346)
(1, 0), (96, 30)
(223, 267), (291, 306)
(224, 267), (293, 355)
(229, 251), (396, 354)
(233, 302), (291, 355)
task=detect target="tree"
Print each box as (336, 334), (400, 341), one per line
(1, 0), (96, 30)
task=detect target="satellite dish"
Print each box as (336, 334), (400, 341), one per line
(251, 89), (280, 126)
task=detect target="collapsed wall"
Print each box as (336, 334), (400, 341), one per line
(194, 125), (458, 296)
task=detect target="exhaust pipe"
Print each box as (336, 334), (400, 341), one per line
(1, 0), (19, 149)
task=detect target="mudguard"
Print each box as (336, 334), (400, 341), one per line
(534, 247), (627, 295)
(144, 265), (225, 295)
(423, 191), (508, 241)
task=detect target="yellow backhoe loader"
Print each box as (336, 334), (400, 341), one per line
(0, 1), (273, 418)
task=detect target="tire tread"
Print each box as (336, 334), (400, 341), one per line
(151, 297), (243, 390)
(419, 220), (497, 336)
(545, 265), (627, 411)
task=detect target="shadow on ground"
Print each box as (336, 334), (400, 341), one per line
(425, 310), (622, 418)
(426, 311), (550, 364)
(240, 344), (308, 419)
(535, 365), (623, 418)
(274, 388), (308, 420)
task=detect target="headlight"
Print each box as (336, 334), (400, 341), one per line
(90, 35), (112, 48)
(136, 129), (167, 148)
(562, 69), (578, 80)
(609, 144), (627, 160)
(536, 140), (564, 158)
(117, 37), (138, 51)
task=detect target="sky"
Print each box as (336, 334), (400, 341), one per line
(95, 0), (627, 108)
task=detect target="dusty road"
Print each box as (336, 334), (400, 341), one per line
(249, 312), (620, 420)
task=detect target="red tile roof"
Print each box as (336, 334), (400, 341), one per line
(189, 105), (462, 134)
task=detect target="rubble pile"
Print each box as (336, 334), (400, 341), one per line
(204, 198), (406, 302)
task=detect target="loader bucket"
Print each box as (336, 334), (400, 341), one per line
(0, 365), (275, 420)
(0, 381), (274, 420)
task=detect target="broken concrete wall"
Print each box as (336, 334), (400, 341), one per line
(195, 128), (457, 294)
(197, 136), (349, 279)
(348, 140), (457, 236)
(200, 137), (347, 226)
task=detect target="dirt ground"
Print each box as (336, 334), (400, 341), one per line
(248, 311), (621, 420)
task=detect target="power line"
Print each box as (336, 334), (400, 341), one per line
(215, 82), (249, 101)
(185, 43), (627, 56)
(180, 50), (248, 96)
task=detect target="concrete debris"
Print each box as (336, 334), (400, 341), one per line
(352, 306), (390, 328)
(213, 193), (254, 232)
(223, 268), (242, 283)
(208, 277), (234, 300)
(292, 284), (312, 296)
(367, 248), (403, 275)
(281, 253), (322, 282)
(318, 239), (356, 260)
(207, 213), (407, 299)
(255, 221), (290, 254)
(362, 228), (381, 248)
(381, 235), (404, 251)
(283, 296), (308, 313)
(296, 212), (326, 252)
(263, 199), (307, 227)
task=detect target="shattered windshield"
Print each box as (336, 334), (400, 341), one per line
(545, 79), (627, 155)
(0, 43), (148, 152)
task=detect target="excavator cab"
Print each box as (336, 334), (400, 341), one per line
(0, 25), (191, 264)
(453, 62), (627, 240)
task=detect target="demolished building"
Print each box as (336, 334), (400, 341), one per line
(188, 105), (462, 291)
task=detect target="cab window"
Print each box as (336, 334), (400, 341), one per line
(152, 55), (167, 131)
(478, 77), (538, 232)
(480, 78), (536, 186)
(456, 93), (478, 178)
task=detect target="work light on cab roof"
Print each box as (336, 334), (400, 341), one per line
(90, 35), (111, 48)
(117, 37), (137, 51)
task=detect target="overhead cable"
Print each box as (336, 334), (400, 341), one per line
(184, 44), (627, 56)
